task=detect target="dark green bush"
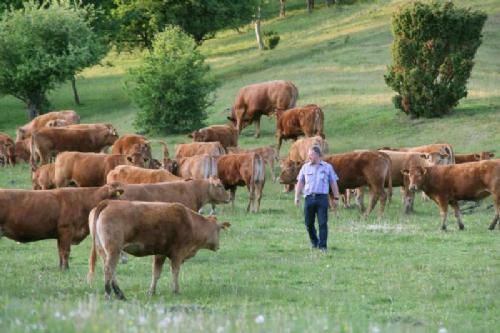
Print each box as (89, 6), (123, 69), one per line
(264, 30), (280, 50)
(384, 1), (487, 118)
(128, 26), (217, 134)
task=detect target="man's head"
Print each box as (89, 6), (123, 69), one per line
(308, 145), (322, 164)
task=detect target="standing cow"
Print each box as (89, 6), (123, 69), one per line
(227, 80), (298, 138)
(16, 110), (80, 142)
(189, 124), (238, 149)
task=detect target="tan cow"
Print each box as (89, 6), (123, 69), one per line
(120, 177), (231, 212)
(111, 134), (153, 167)
(455, 152), (495, 164)
(382, 143), (455, 164)
(32, 163), (56, 190)
(275, 104), (324, 153)
(0, 183), (124, 269)
(175, 142), (225, 159)
(87, 200), (230, 299)
(288, 136), (329, 163)
(0, 133), (15, 166)
(107, 165), (182, 184)
(216, 153), (266, 213)
(403, 160), (500, 230)
(280, 151), (392, 216)
(190, 124), (238, 149)
(14, 139), (31, 164)
(175, 154), (218, 180)
(30, 124), (119, 166)
(16, 110), (80, 142)
(227, 145), (279, 181)
(227, 80), (299, 138)
(54, 152), (146, 187)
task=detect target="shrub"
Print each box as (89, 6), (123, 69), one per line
(128, 26), (217, 134)
(384, 1), (487, 118)
(264, 30), (280, 50)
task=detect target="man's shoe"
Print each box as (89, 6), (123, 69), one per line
(318, 247), (327, 253)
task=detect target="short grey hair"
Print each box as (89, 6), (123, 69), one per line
(310, 145), (322, 156)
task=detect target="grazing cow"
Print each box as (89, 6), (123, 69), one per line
(87, 200), (230, 299)
(30, 124), (119, 166)
(0, 133), (16, 166)
(32, 163), (56, 190)
(382, 143), (455, 164)
(54, 152), (146, 187)
(288, 136), (329, 163)
(16, 110), (80, 142)
(120, 177), (231, 212)
(227, 80), (299, 138)
(403, 160), (500, 230)
(227, 145), (279, 181)
(190, 124), (238, 149)
(455, 152), (495, 164)
(280, 151), (392, 216)
(174, 154), (218, 180)
(0, 183), (124, 269)
(111, 134), (153, 167)
(107, 165), (182, 184)
(216, 153), (266, 213)
(14, 139), (31, 164)
(175, 142), (225, 159)
(275, 104), (325, 153)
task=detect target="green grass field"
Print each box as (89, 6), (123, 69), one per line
(0, 0), (499, 332)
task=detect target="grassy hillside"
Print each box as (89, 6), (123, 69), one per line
(0, 0), (499, 332)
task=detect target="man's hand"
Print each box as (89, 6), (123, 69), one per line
(294, 196), (300, 207)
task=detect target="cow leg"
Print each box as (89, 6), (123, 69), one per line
(254, 117), (261, 138)
(365, 187), (380, 216)
(111, 279), (126, 301)
(269, 159), (277, 182)
(355, 188), (365, 212)
(378, 188), (387, 216)
(104, 251), (121, 300)
(57, 236), (72, 270)
(254, 183), (263, 213)
(148, 255), (167, 296)
(170, 257), (182, 294)
(488, 197), (500, 230)
(277, 135), (283, 155)
(435, 197), (449, 231)
(246, 185), (255, 213)
(450, 201), (465, 230)
(230, 188), (236, 210)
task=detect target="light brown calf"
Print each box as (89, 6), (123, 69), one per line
(107, 165), (182, 184)
(190, 124), (238, 149)
(175, 142), (225, 159)
(32, 163), (56, 190)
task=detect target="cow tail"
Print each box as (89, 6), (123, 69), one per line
(446, 145), (455, 164)
(253, 153), (265, 186)
(313, 107), (324, 138)
(87, 200), (109, 283)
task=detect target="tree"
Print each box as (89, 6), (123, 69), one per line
(112, 0), (259, 50)
(128, 26), (217, 134)
(0, 1), (108, 119)
(384, 1), (487, 118)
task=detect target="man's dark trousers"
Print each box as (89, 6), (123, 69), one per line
(304, 193), (329, 249)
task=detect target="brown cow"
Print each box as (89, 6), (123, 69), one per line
(190, 124), (238, 149)
(175, 154), (218, 180)
(227, 145), (279, 181)
(280, 151), (392, 216)
(111, 134), (153, 167)
(14, 139), (31, 164)
(120, 177), (231, 212)
(32, 163), (56, 190)
(275, 104), (324, 153)
(216, 153), (266, 213)
(87, 200), (230, 299)
(227, 80), (298, 138)
(0, 133), (16, 166)
(107, 165), (182, 184)
(288, 136), (329, 163)
(455, 152), (495, 164)
(16, 110), (80, 142)
(175, 142), (225, 159)
(403, 160), (500, 230)
(30, 124), (119, 166)
(0, 183), (124, 269)
(54, 152), (146, 187)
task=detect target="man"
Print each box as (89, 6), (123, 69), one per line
(294, 146), (340, 252)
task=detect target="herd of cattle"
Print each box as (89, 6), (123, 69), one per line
(0, 79), (498, 299)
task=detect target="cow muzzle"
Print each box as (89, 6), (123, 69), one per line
(409, 184), (419, 192)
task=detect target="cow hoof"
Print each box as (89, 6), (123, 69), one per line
(459, 225), (465, 231)
(147, 290), (155, 296)
(441, 225), (447, 231)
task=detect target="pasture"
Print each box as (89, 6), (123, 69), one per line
(0, 0), (499, 332)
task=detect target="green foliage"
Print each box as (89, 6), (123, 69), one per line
(0, 0), (108, 118)
(264, 30), (281, 50)
(128, 26), (217, 135)
(384, 1), (487, 118)
(112, 0), (259, 50)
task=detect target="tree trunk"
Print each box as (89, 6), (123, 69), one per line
(280, 0), (286, 17)
(71, 76), (81, 105)
(307, 0), (314, 13)
(26, 93), (49, 120)
(255, 7), (264, 50)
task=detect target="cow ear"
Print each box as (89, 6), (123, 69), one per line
(420, 154), (428, 159)
(489, 152), (495, 158)
(219, 222), (231, 230)
(474, 154), (481, 160)
(227, 116), (233, 121)
(188, 132), (194, 138)
(127, 156), (133, 163)
(401, 169), (409, 176)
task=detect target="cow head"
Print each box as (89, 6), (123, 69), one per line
(479, 151), (495, 160)
(402, 166), (427, 192)
(279, 159), (303, 184)
(203, 215), (231, 251)
(104, 182), (125, 198)
(15, 128), (27, 142)
(207, 176), (231, 204)
(163, 158), (178, 173)
(126, 152), (148, 168)
(190, 129), (207, 142)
